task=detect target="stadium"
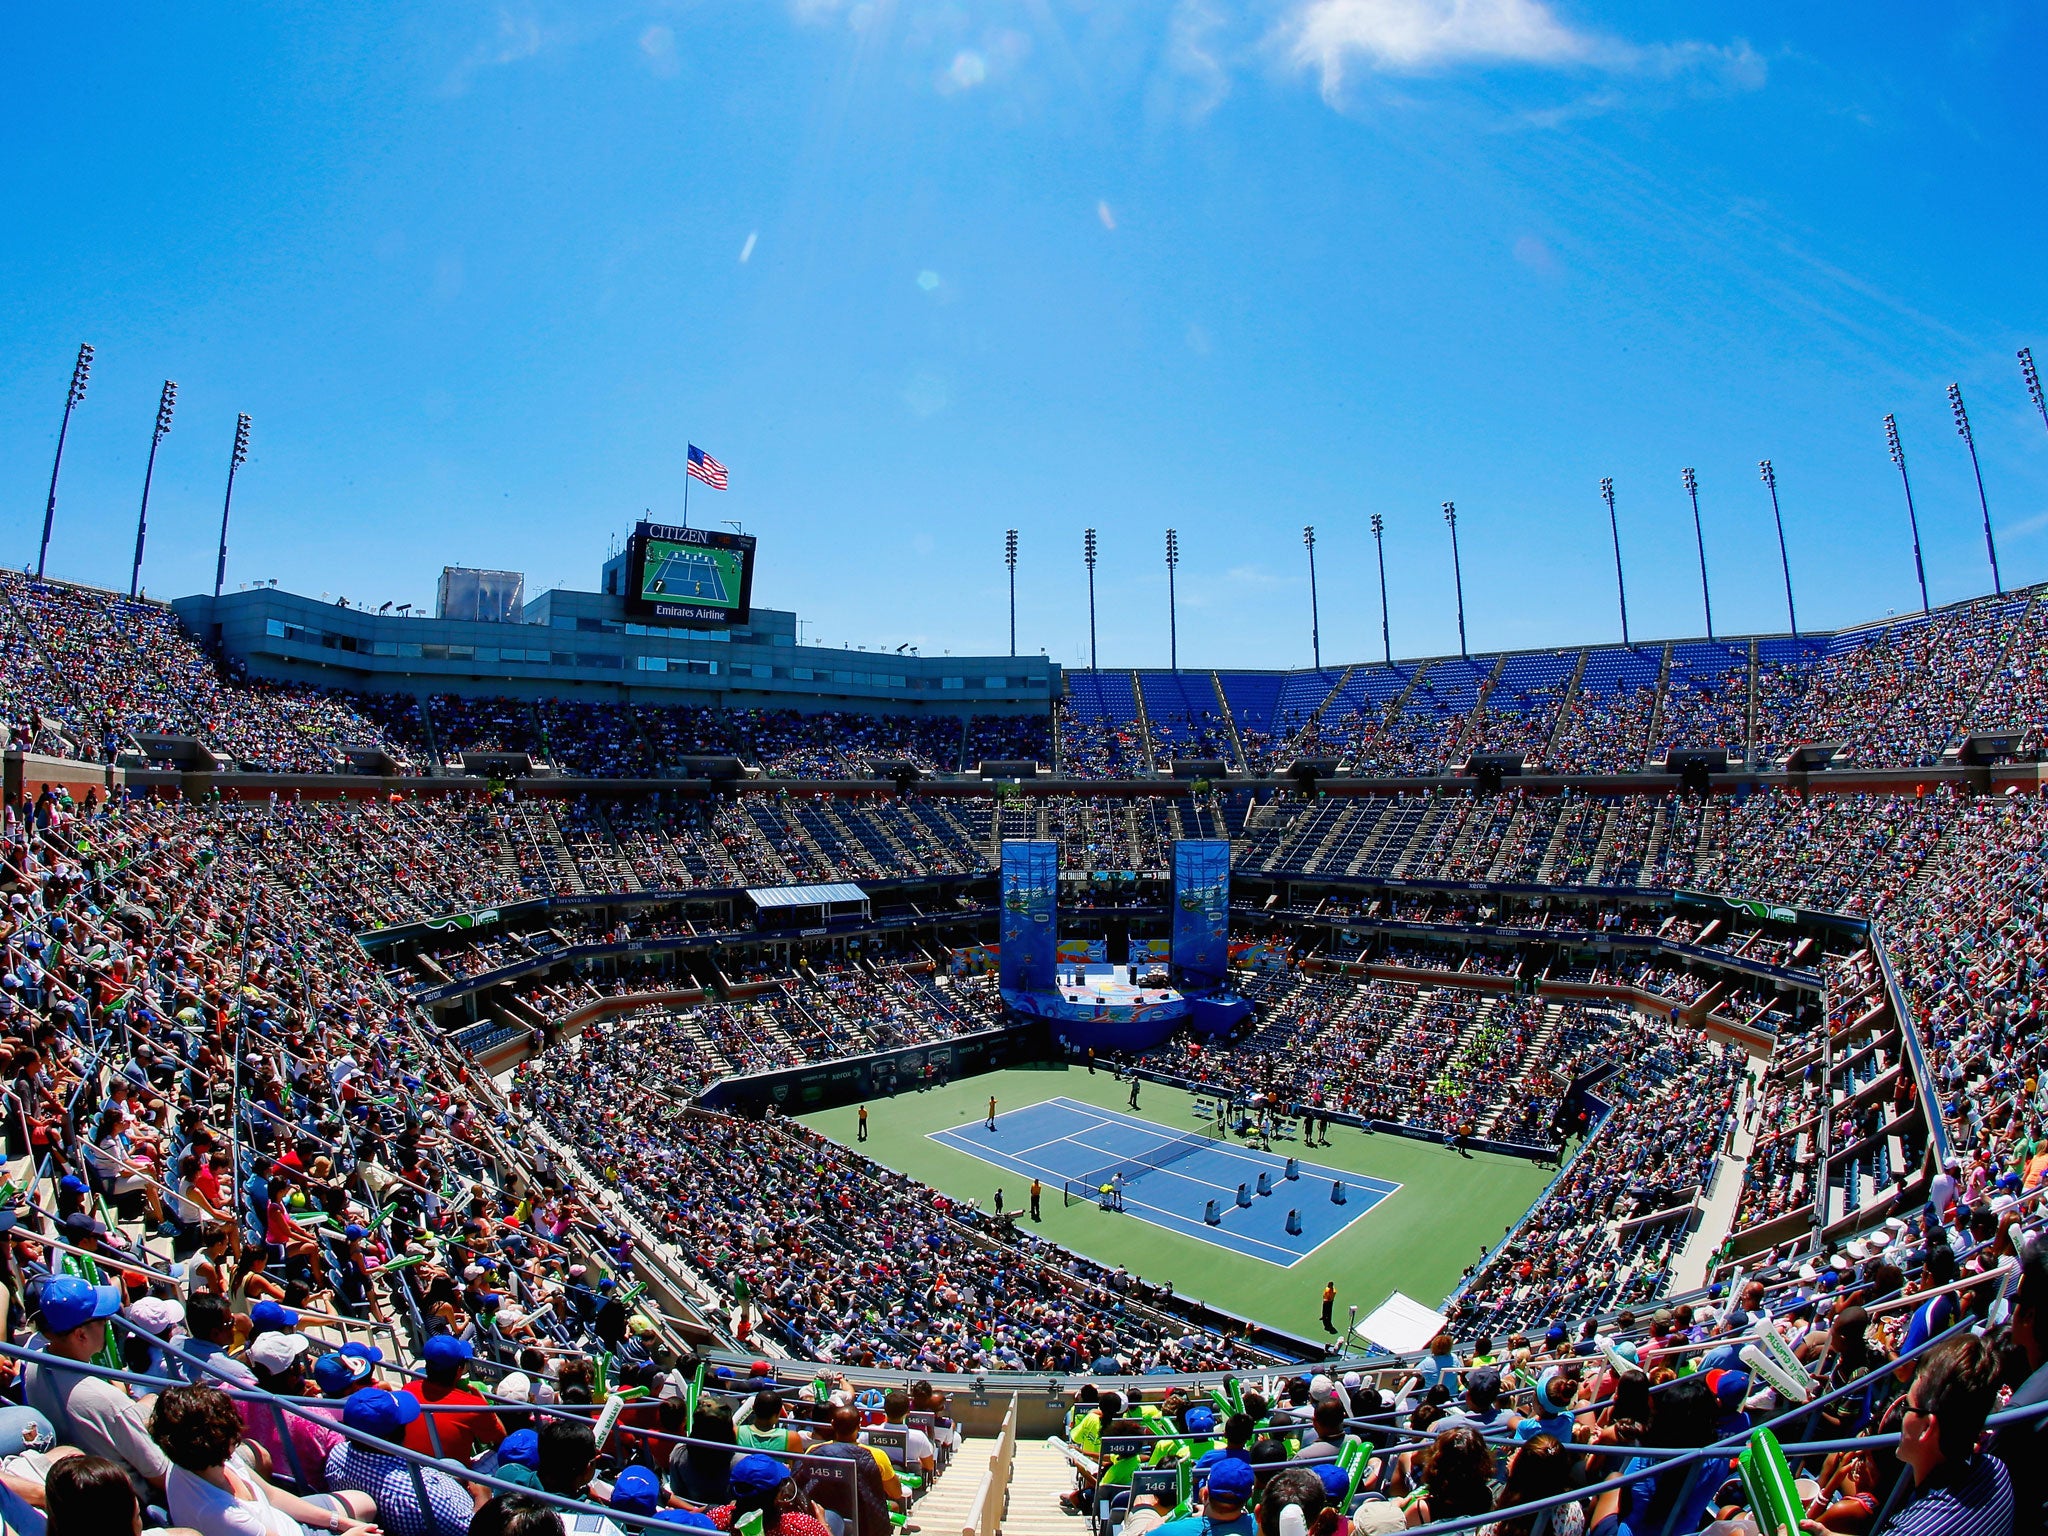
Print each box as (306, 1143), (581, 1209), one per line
(4, 11), (2048, 1536)
(0, 513), (2043, 1529)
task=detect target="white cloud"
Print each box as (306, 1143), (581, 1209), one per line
(939, 49), (989, 93)
(1277, 0), (1765, 101)
(1511, 233), (1559, 275)
(442, 6), (551, 96)
(1097, 200), (1117, 231)
(639, 24), (679, 78)
(738, 231), (758, 264)
(1286, 0), (1590, 82)
(1163, 0), (1232, 121)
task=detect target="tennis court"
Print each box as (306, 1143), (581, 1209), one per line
(927, 1095), (1399, 1266)
(646, 547), (731, 601)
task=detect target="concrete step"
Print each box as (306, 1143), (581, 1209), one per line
(1005, 1438), (1085, 1536)
(913, 1435), (1002, 1536)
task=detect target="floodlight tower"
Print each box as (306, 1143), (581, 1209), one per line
(1302, 525), (1320, 670)
(1443, 501), (1467, 659)
(1083, 528), (1099, 672)
(2022, 348), (2046, 433)
(37, 343), (93, 579)
(1883, 414), (1930, 615)
(1759, 459), (1797, 636)
(1601, 477), (1629, 647)
(1004, 528), (1018, 656)
(214, 414), (252, 600)
(1949, 383), (2002, 595)
(1165, 528), (1180, 670)
(1681, 467), (1713, 640)
(1370, 513), (1390, 664)
(130, 381), (176, 599)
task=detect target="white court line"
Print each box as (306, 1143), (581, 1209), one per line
(1047, 1096), (1403, 1197)
(926, 1097), (1402, 1268)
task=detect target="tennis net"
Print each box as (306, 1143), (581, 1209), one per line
(1062, 1117), (1226, 1206)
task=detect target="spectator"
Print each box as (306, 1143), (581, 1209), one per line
(1403, 1427), (1494, 1528)
(1814, 1335), (2011, 1536)
(668, 1399), (737, 1507)
(1153, 1457), (1256, 1536)
(44, 1454), (150, 1536)
(801, 1406), (895, 1536)
(709, 1455), (834, 1536)
(151, 1383), (377, 1535)
(325, 1387), (476, 1536)
(241, 1330), (346, 1492)
(399, 1336), (504, 1464)
(21, 1276), (169, 1507)
(469, 1493), (567, 1536)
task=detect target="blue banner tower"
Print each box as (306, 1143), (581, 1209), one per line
(1171, 839), (1231, 990)
(999, 840), (1059, 998)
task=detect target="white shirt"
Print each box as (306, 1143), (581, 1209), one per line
(167, 1461), (304, 1536)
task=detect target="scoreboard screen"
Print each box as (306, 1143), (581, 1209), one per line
(625, 523), (757, 627)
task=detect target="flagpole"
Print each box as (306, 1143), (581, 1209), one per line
(683, 450), (691, 529)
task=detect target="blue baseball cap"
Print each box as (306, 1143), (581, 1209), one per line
(315, 1352), (376, 1394)
(342, 1224), (367, 1240)
(37, 1275), (122, 1334)
(1205, 1459), (1255, 1504)
(341, 1387), (421, 1440)
(342, 1342), (384, 1364)
(1185, 1406), (1217, 1434)
(499, 1429), (542, 1469)
(1704, 1369), (1751, 1406)
(57, 1174), (88, 1195)
(250, 1299), (299, 1332)
(614, 1465), (663, 1513)
(1314, 1463), (1350, 1500)
(729, 1455), (793, 1496)
(423, 1335), (474, 1367)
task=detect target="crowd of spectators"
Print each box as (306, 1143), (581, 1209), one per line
(520, 1052), (1271, 1373)
(17, 574), (2048, 786)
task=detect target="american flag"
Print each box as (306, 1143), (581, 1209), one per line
(686, 444), (728, 490)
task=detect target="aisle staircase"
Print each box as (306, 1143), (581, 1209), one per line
(1001, 1437), (1079, 1536)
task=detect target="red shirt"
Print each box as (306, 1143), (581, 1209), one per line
(399, 1380), (506, 1460)
(711, 1510), (833, 1536)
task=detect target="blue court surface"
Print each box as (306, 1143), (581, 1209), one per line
(646, 549), (729, 601)
(927, 1096), (1399, 1267)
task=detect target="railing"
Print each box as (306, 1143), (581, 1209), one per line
(1870, 922), (1950, 1170)
(968, 1393), (1020, 1536)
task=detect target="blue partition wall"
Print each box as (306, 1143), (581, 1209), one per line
(998, 839), (1059, 996)
(1172, 838), (1231, 989)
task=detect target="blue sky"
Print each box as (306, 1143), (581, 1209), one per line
(2, 2), (2045, 670)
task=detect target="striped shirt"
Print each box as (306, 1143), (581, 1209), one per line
(1888, 1454), (2013, 1536)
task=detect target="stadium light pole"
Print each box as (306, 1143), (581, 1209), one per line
(37, 343), (93, 580)
(1442, 501), (1467, 659)
(1302, 525), (1320, 671)
(214, 414), (252, 600)
(1883, 414), (1930, 615)
(1601, 477), (1630, 648)
(1758, 459), (1796, 637)
(1949, 382), (2002, 596)
(1370, 513), (1390, 665)
(1083, 528), (1098, 672)
(2022, 347), (2046, 435)
(1164, 528), (1180, 670)
(130, 381), (176, 600)
(1004, 529), (1018, 657)
(1681, 467), (1713, 640)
